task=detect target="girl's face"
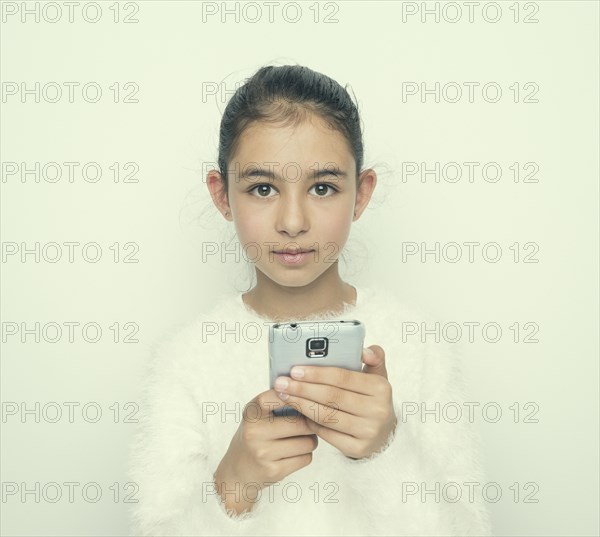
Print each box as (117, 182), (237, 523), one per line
(220, 114), (375, 288)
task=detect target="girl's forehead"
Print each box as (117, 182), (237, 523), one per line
(235, 119), (353, 163)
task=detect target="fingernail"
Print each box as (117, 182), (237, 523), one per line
(364, 347), (375, 358)
(277, 391), (289, 401)
(274, 377), (288, 391)
(291, 367), (304, 379)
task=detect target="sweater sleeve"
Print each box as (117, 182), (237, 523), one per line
(335, 339), (493, 537)
(127, 331), (271, 536)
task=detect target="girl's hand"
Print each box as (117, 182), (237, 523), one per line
(273, 345), (397, 460)
(213, 389), (317, 516)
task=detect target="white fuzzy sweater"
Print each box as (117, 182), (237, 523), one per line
(128, 285), (492, 536)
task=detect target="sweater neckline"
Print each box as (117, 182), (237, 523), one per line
(237, 285), (363, 322)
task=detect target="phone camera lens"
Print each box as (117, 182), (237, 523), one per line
(310, 339), (325, 350)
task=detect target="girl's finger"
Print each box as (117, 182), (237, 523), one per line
(288, 365), (383, 396)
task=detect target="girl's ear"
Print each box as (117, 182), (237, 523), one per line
(206, 169), (232, 220)
(353, 169), (377, 221)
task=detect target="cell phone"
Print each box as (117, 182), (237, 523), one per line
(269, 320), (366, 417)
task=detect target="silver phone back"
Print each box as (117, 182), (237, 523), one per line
(269, 320), (366, 388)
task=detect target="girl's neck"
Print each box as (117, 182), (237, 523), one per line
(242, 268), (357, 322)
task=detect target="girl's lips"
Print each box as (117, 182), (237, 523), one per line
(273, 250), (315, 265)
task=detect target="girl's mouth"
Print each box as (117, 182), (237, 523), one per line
(272, 250), (315, 265)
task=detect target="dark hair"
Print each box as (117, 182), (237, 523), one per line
(217, 65), (364, 190)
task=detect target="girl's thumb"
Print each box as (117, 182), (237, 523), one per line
(362, 345), (388, 378)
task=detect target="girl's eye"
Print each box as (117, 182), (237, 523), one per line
(248, 183), (338, 198)
(310, 183), (337, 197)
(249, 184), (276, 198)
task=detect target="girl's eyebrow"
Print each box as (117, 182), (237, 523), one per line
(239, 166), (347, 182)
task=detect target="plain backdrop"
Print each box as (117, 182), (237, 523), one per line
(1, 1), (598, 535)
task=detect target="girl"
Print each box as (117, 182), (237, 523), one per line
(128, 64), (492, 536)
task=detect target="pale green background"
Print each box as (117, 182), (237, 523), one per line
(1, 1), (598, 535)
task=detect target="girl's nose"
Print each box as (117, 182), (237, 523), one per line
(275, 197), (309, 236)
